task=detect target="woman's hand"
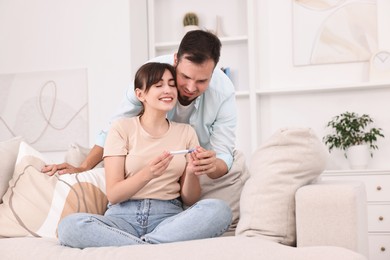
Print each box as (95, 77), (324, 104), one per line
(105, 151), (173, 204)
(145, 151), (173, 180)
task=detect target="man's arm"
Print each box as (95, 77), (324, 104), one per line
(205, 157), (227, 179)
(41, 145), (103, 175)
(207, 70), (237, 172)
(78, 145), (104, 171)
(190, 71), (237, 179)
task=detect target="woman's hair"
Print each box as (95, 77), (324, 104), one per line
(177, 30), (221, 67)
(134, 62), (176, 115)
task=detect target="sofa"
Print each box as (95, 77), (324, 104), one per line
(0, 128), (369, 260)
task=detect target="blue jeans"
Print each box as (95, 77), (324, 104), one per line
(57, 198), (232, 248)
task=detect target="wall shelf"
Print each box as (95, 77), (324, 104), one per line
(155, 36), (248, 51)
(323, 169), (390, 175)
(256, 81), (390, 96)
(235, 91), (250, 97)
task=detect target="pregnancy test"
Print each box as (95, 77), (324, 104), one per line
(169, 148), (195, 155)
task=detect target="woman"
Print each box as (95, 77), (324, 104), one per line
(57, 62), (232, 248)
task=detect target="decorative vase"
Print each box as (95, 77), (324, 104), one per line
(215, 15), (226, 37)
(346, 144), (370, 170)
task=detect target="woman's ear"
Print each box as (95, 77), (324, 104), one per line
(135, 88), (145, 102)
(173, 53), (178, 66)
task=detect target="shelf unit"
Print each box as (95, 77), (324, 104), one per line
(145, 0), (390, 167)
(146, 0), (257, 158)
(146, 0), (253, 91)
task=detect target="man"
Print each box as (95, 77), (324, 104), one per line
(42, 30), (237, 180)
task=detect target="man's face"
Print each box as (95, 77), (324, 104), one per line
(174, 56), (215, 106)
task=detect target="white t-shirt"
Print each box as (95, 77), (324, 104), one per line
(171, 102), (195, 123)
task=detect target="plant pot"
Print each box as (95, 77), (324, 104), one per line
(183, 25), (200, 34)
(346, 144), (370, 170)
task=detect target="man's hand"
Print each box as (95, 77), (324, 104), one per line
(190, 146), (228, 179)
(41, 163), (86, 176)
(41, 145), (104, 176)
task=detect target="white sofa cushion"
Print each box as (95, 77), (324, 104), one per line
(0, 136), (23, 203)
(236, 128), (328, 245)
(0, 236), (367, 260)
(296, 180), (369, 257)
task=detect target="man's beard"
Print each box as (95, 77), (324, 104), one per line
(178, 92), (194, 106)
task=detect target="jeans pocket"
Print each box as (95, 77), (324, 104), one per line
(168, 198), (183, 208)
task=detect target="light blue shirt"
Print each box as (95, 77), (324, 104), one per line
(96, 54), (237, 169)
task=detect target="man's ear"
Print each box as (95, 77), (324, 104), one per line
(135, 88), (145, 102)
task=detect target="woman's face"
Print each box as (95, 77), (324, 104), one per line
(137, 69), (178, 113)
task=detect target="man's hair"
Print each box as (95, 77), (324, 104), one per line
(177, 30), (221, 67)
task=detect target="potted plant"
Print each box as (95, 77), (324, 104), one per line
(323, 111), (385, 169)
(183, 12), (200, 34)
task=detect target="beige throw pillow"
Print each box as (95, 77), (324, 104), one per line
(236, 128), (328, 246)
(0, 136), (23, 203)
(65, 143), (104, 168)
(0, 142), (107, 238)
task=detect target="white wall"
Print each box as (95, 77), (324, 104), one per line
(254, 0), (390, 170)
(0, 0), (136, 147)
(1, 0), (388, 170)
(255, 0), (390, 87)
